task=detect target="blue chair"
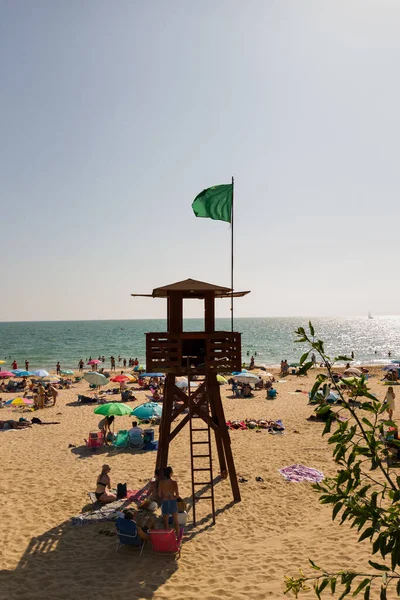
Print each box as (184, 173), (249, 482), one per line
(267, 389), (277, 399)
(115, 517), (145, 555)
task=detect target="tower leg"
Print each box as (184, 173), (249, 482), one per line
(208, 379), (227, 476)
(156, 373), (175, 470)
(207, 374), (241, 502)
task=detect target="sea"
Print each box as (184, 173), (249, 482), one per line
(0, 316), (399, 372)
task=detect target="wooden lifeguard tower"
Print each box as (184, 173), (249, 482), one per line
(132, 278), (250, 524)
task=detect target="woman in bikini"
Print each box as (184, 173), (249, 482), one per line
(95, 464), (117, 504)
(158, 466), (180, 536)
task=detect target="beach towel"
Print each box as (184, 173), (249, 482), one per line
(278, 464), (324, 483)
(226, 420), (247, 430)
(71, 488), (149, 526)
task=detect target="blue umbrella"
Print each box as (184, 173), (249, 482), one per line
(391, 360), (400, 365)
(384, 365), (398, 371)
(12, 370), (35, 377)
(139, 373), (165, 378)
(131, 402), (162, 420)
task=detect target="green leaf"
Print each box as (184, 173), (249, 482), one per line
(332, 502), (343, 520)
(364, 586), (370, 600)
(380, 587), (387, 600)
(338, 584), (352, 600)
(352, 578), (370, 596)
(331, 578), (337, 594)
(308, 558), (321, 570)
(309, 321), (315, 337)
(396, 580), (400, 595)
(368, 561), (390, 571)
(358, 527), (375, 543)
(300, 351), (310, 365)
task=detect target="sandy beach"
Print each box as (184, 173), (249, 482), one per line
(0, 366), (393, 599)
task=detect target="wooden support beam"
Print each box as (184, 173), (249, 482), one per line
(167, 414), (190, 443)
(156, 373), (175, 469)
(207, 373), (241, 502)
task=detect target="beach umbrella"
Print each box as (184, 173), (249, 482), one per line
(383, 365), (397, 371)
(0, 360), (5, 365)
(231, 369), (248, 375)
(60, 369), (74, 375)
(175, 379), (198, 389)
(94, 403), (133, 417)
(0, 371), (15, 378)
(391, 360), (400, 364)
(132, 402), (162, 420)
(33, 370), (49, 378)
(110, 375), (130, 383)
(83, 372), (108, 387)
(5, 397), (34, 406)
(12, 370), (35, 377)
(139, 373), (164, 378)
(344, 368), (362, 376)
(232, 373), (260, 383)
(43, 376), (60, 383)
(217, 375), (228, 384)
(133, 364), (146, 372)
(87, 359), (102, 365)
(289, 362), (299, 367)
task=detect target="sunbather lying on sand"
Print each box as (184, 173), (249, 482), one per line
(0, 419), (32, 430)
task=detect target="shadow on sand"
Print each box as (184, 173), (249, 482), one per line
(0, 475), (236, 598)
(0, 517), (179, 599)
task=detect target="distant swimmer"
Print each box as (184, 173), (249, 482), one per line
(389, 351), (392, 358)
(351, 351), (354, 359)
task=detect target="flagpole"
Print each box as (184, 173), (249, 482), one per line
(231, 176), (234, 333)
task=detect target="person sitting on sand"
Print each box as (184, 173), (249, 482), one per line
(98, 416), (114, 443)
(158, 466), (180, 536)
(152, 388), (161, 401)
(128, 420), (144, 446)
(385, 386), (396, 421)
(243, 383), (252, 398)
(95, 464), (117, 503)
(123, 510), (152, 540)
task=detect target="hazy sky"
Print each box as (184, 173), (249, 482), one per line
(1, 0), (399, 321)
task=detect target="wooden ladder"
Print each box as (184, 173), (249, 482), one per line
(188, 375), (216, 526)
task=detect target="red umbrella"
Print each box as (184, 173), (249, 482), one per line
(87, 359), (102, 365)
(0, 371), (15, 378)
(110, 375), (130, 383)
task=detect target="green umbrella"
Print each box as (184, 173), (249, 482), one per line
(289, 362), (299, 367)
(94, 403), (133, 416)
(61, 369), (74, 375)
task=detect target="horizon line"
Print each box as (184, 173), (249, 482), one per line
(0, 315), (399, 324)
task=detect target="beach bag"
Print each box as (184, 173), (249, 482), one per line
(117, 483), (127, 499)
(177, 497), (187, 512)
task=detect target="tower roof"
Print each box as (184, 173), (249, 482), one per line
(131, 278), (250, 299)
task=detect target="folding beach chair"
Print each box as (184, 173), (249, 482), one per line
(112, 430), (130, 451)
(149, 528), (184, 559)
(115, 518), (145, 555)
(129, 431), (144, 449)
(84, 431), (105, 450)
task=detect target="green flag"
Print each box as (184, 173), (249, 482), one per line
(192, 183), (233, 223)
